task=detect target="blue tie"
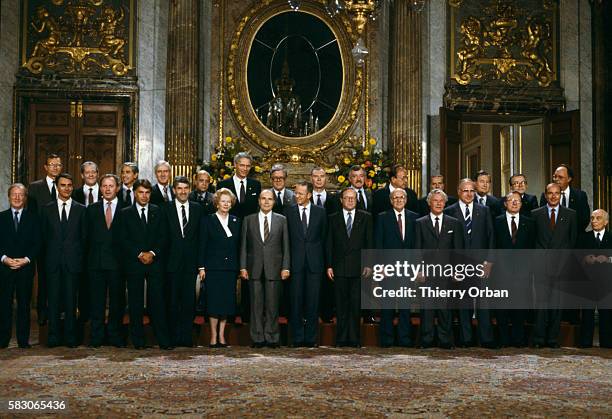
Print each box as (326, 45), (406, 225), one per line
(464, 205), (472, 237)
(346, 212), (353, 237)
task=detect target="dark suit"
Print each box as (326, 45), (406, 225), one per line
(217, 177), (261, 220)
(272, 189), (296, 215)
(311, 190), (340, 322)
(414, 214), (464, 348)
(0, 208), (40, 347)
(189, 190), (216, 215)
(118, 204), (170, 348)
(240, 212), (290, 344)
(352, 188), (373, 213)
(531, 205), (577, 346)
(85, 199), (125, 347)
(41, 200), (87, 347)
(118, 185), (135, 208)
(27, 178), (55, 324)
(577, 230), (611, 348)
(72, 185), (102, 207)
(372, 186), (419, 218)
(163, 201), (203, 347)
(540, 187), (590, 232)
(494, 213), (535, 347)
(374, 209), (418, 347)
(520, 193), (539, 216)
(286, 204), (327, 345)
(326, 210), (373, 346)
(445, 202), (495, 347)
(150, 183), (174, 206)
(476, 194), (503, 219)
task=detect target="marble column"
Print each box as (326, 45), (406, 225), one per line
(138, 0), (168, 181)
(388, 1), (423, 195)
(0, 0), (20, 210)
(165, 0), (200, 178)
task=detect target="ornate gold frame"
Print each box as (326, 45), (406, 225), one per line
(227, 0), (362, 162)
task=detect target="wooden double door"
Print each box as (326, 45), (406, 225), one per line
(27, 101), (125, 185)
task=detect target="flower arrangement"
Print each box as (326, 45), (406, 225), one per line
(200, 136), (263, 186)
(331, 137), (393, 190)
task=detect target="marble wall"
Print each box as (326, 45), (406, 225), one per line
(137, 0), (168, 181)
(0, 0), (19, 210)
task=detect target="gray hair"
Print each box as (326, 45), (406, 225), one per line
(196, 169), (211, 178)
(426, 188), (448, 204)
(8, 183), (27, 197)
(233, 152), (253, 165)
(154, 160), (171, 172)
(80, 161), (98, 173)
(270, 163), (287, 179)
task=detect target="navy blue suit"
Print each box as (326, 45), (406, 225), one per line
(445, 201), (495, 347)
(374, 209), (418, 347)
(539, 187), (590, 232)
(286, 204), (328, 345)
(0, 208), (40, 347)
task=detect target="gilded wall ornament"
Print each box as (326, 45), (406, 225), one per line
(452, 0), (555, 87)
(22, 0), (133, 77)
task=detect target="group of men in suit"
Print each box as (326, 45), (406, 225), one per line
(1, 151), (609, 350)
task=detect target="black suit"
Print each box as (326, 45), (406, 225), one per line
(445, 202), (495, 347)
(286, 204), (327, 345)
(540, 187), (590, 232)
(353, 188), (373, 213)
(374, 209), (418, 347)
(72, 185), (102, 207)
(577, 230), (612, 348)
(414, 214), (464, 347)
(493, 213), (535, 347)
(311, 190), (340, 322)
(217, 176), (261, 322)
(0, 208), (40, 347)
(150, 183), (174, 207)
(163, 201), (203, 347)
(189, 190), (216, 215)
(519, 193), (539, 216)
(372, 186), (419, 218)
(326, 210), (373, 346)
(85, 199), (126, 346)
(476, 194), (503, 219)
(41, 200), (87, 347)
(118, 204), (170, 348)
(118, 185), (135, 208)
(531, 205), (577, 346)
(27, 178), (55, 324)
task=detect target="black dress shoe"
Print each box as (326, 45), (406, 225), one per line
(88, 343), (102, 348)
(218, 342), (228, 348)
(548, 343), (560, 349)
(398, 342), (414, 348)
(267, 342), (280, 348)
(533, 343), (544, 349)
(250, 342), (265, 348)
(209, 343), (218, 348)
(159, 345), (174, 350)
(578, 344), (593, 349)
(439, 343), (454, 350)
(380, 343), (392, 348)
(134, 345), (146, 350)
(290, 343), (303, 348)
(303, 343), (318, 348)
(481, 342), (499, 350)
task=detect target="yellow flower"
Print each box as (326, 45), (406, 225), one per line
(225, 136), (232, 143)
(363, 150), (370, 156)
(225, 161), (232, 168)
(325, 167), (335, 174)
(223, 174), (231, 180)
(371, 183), (378, 190)
(211, 154), (217, 162)
(337, 175), (346, 183)
(368, 170), (375, 177)
(254, 166), (263, 173)
(343, 157), (351, 165)
(369, 137), (377, 145)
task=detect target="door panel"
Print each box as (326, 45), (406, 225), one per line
(545, 110), (580, 187)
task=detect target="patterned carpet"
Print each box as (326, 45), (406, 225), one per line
(0, 345), (611, 417)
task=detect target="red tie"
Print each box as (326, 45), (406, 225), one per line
(397, 213), (403, 240)
(549, 208), (556, 230)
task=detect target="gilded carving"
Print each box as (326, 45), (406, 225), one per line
(453, 0), (554, 87)
(22, 0), (133, 77)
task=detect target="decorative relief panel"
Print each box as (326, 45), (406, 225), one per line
(446, 0), (564, 112)
(20, 0), (135, 77)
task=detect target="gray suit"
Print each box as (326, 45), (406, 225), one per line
(240, 211), (290, 344)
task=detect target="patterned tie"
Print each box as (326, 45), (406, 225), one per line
(13, 210), (19, 232)
(141, 207), (147, 226)
(263, 215), (270, 241)
(549, 208), (556, 230)
(464, 205), (472, 237)
(561, 191), (567, 207)
(125, 189), (132, 206)
(163, 186), (169, 202)
(479, 197), (484, 205)
(316, 194), (323, 207)
(181, 204), (188, 236)
(301, 207), (308, 234)
(51, 183), (57, 200)
(511, 216), (517, 245)
(397, 212), (403, 240)
(240, 180), (246, 203)
(105, 201), (113, 229)
(88, 187), (94, 206)
(434, 216), (440, 236)
(346, 211), (353, 237)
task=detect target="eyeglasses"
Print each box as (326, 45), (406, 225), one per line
(391, 196), (406, 200)
(511, 181), (526, 186)
(271, 177), (285, 181)
(47, 163), (63, 168)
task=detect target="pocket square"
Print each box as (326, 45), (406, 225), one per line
(447, 230), (453, 233)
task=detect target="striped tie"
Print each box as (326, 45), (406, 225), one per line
(464, 205), (472, 237)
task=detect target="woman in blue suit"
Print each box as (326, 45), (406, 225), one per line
(199, 188), (241, 347)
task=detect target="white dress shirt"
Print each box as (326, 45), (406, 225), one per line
(46, 176), (55, 194)
(394, 208), (405, 240)
(233, 175), (248, 201)
(459, 201), (474, 218)
(343, 208), (354, 228)
(429, 213), (443, 233)
(313, 189), (327, 206)
(593, 229), (605, 241)
(258, 211), (273, 242)
(505, 212), (520, 236)
(135, 203), (149, 222)
(561, 186), (570, 206)
(175, 200), (190, 236)
(299, 203), (311, 226)
(57, 198), (73, 220)
(122, 184), (133, 202)
(84, 183), (100, 206)
(216, 212), (233, 237)
(351, 187), (367, 209)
